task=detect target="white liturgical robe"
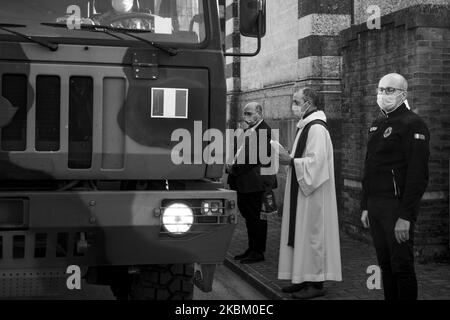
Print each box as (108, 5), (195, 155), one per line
(278, 111), (342, 283)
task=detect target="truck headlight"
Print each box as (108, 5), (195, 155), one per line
(162, 203), (194, 235)
(201, 200), (224, 216)
(210, 201), (220, 214)
(201, 201), (211, 215)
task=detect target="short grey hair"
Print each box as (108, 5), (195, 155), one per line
(294, 85), (319, 107)
(244, 102), (263, 116)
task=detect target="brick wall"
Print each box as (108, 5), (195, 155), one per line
(340, 4), (450, 261)
(353, 0), (450, 25)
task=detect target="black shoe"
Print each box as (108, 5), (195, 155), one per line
(292, 284), (325, 300)
(234, 249), (251, 261)
(281, 282), (309, 293)
(240, 251), (265, 264)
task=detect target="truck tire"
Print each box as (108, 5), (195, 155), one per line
(129, 264), (194, 300)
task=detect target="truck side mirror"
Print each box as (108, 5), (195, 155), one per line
(224, 0), (266, 57)
(239, 0), (266, 38)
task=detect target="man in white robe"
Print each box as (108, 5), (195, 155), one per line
(276, 87), (342, 299)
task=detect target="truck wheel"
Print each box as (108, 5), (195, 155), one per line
(130, 264), (194, 300)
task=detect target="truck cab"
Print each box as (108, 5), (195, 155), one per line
(0, 0), (265, 300)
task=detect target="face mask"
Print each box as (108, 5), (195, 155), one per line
(377, 92), (404, 113)
(112, 0), (134, 13)
(293, 101), (311, 119)
(292, 104), (301, 117)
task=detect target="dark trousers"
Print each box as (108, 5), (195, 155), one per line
(237, 191), (267, 254)
(368, 197), (417, 300)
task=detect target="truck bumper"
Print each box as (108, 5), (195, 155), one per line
(0, 190), (237, 269)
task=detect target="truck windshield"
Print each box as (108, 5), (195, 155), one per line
(0, 0), (206, 44)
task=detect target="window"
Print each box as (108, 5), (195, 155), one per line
(0, 0), (207, 44)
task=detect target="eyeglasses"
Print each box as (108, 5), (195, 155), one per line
(377, 87), (406, 95)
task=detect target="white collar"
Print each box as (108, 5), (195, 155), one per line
(296, 111), (327, 129)
(249, 119), (264, 131)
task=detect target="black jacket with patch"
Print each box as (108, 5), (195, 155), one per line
(361, 104), (430, 222)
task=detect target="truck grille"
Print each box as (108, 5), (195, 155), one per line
(1, 74), (95, 168)
(0, 268), (69, 298)
(36, 75), (60, 152)
(68, 76), (93, 169)
(1, 74), (27, 151)
(0, 232), (84, 261)
(0, 71), (126, 174)
(0, 63), (208, 180)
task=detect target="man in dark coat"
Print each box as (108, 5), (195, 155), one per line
(228, 102), (277, 264)
(361, 73), (430, 300)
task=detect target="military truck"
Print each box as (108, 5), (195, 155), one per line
(0, 0), (266, 299)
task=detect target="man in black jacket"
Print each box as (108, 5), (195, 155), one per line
(361, 73), (430, 300)
(228, 102), (277, 264)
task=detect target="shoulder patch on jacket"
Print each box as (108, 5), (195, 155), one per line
(383, 127), (393, 138)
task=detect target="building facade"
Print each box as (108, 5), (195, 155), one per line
(221, 0), (450, 261)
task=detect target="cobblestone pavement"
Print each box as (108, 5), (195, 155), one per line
(226, 214), (450, 300)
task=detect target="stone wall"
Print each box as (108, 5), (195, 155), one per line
(240, 0), (299, 91)
(353, 0), (450, 25)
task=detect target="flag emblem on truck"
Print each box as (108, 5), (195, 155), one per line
(151, 88), (189, 119)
